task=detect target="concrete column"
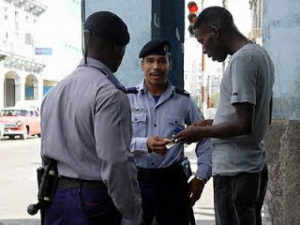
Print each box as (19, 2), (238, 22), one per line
(15, 75), (25, 104)
(37, 77), (43, 102)
(265, 120), (300, 225)
(0, 74), (4, 109)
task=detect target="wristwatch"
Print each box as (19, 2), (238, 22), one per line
(195, 176), (208, 184)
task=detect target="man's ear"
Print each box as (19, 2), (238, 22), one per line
(169, 58), (172, 72)
(141, 60), (145, 72)
(210, 25), (220, 39)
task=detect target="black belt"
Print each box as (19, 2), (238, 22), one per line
(137, 163), (186, 182)
(58, 176), (106, 189)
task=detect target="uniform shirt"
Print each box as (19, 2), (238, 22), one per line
(127, 81), (212, 181)
(212, 44), (275, 176)
(41, 57), (142, 224)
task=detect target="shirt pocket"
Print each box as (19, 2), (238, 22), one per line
(131, 111), (147, 137)
(165, 115), (185, 138)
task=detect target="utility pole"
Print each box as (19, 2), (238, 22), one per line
(222, 0), (228, 73)
(200, 0), (207, 116)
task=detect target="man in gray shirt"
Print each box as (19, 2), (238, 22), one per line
(41, 11), (141, 225)
(176, 7), (274, 225)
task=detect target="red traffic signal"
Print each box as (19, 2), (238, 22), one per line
(187, 1), (198, 13)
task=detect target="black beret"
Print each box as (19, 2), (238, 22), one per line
(139, 40), (170, 58)
(84, 11), (130, 46)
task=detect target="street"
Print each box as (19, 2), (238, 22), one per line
(0, 137), (40, 225)
(0, 138), (215, 225)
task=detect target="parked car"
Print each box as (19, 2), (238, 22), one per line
(0, 122), (4, 140)
(0, 107), (41, 140)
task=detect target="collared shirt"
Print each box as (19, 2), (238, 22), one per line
(41, 57), (141, 224)
(127, 81), (212, 181)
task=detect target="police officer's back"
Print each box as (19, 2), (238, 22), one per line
(41, 11), (141, 225)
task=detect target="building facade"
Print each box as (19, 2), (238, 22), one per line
(0, 0), (54, 109)
(249, 0), (262, 44)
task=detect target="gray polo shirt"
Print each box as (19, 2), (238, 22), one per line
(41, 57), (142, 225)
(212, 44), (274, 176)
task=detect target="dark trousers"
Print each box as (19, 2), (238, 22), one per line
(138, 165), (190, 225)
(44, 187), (121, 225)
(213, 165), (268, 225)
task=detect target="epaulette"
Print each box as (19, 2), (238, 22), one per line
(126, 87), (138, 94)
(106, 74), (127, 93)
(174, 87), (190, 97)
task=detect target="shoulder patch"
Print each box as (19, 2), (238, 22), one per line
(174, 87), (190, 97)
(126, 87), (138, 94)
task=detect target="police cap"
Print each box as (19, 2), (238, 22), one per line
(84, 11), (130, 46)
(139, 40), (170, 58)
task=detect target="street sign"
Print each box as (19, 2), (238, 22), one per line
(35, 48), (53, 55)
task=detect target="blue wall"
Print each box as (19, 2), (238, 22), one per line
(82, 0), (184, 88)
(263, 0), (300, 120)
(83, 0), (152, 87)
(152, 0), (184, 88)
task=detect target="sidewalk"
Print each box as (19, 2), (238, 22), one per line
(185, 143), (215, 225)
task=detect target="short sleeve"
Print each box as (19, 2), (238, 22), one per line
(230, 55), (256, 105)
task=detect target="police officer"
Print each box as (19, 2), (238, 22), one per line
(41, 11), (142, 225)
(127, 40), (212, 225)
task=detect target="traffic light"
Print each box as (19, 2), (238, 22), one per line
(187, 1), (198, 13)
(187, 1), (198, 36)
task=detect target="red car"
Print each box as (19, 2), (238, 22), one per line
(0, 107), (41, 140)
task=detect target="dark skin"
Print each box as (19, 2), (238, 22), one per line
(176, 103), (254, 144)
(142, 54), (205, 206)
(174, 24), (255, 204)
(175, 24), (254, 145)
(85, 35), (126, 73)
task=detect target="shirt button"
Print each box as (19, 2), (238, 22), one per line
(151, 163), (155, 166)
(154, 124), (157, 127)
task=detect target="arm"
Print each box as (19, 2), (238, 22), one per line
(177, 55), (256, 143)
(184, 99), (212, 205)
(130, 136), (168, 156)
(95, 90), (142, 225)
(176, 102), (254, 143)
(130, 137), (148, 154)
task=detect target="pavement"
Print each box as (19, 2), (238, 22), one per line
(185, 144), (215, 225)
(0, 138), (215, 225)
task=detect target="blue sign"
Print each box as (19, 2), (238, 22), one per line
(35, 48), (53, 55)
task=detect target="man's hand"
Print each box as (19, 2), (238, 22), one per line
(174, 126), (204, 144)
(146, 136), (168, 155)
(189, 177), (205, 206)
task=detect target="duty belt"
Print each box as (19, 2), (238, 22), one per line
(137, 163), (186, 182)
(58, 176), (106, 189)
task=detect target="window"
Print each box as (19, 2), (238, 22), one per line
(25, 33), (33, 45)
(33, 111), (39, 117)
(15, 11), (19, 30)
(0, 110), (28, 116)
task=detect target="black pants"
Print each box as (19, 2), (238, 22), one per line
(213, 165), (268, 225)
(137, 165), (190, 225)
